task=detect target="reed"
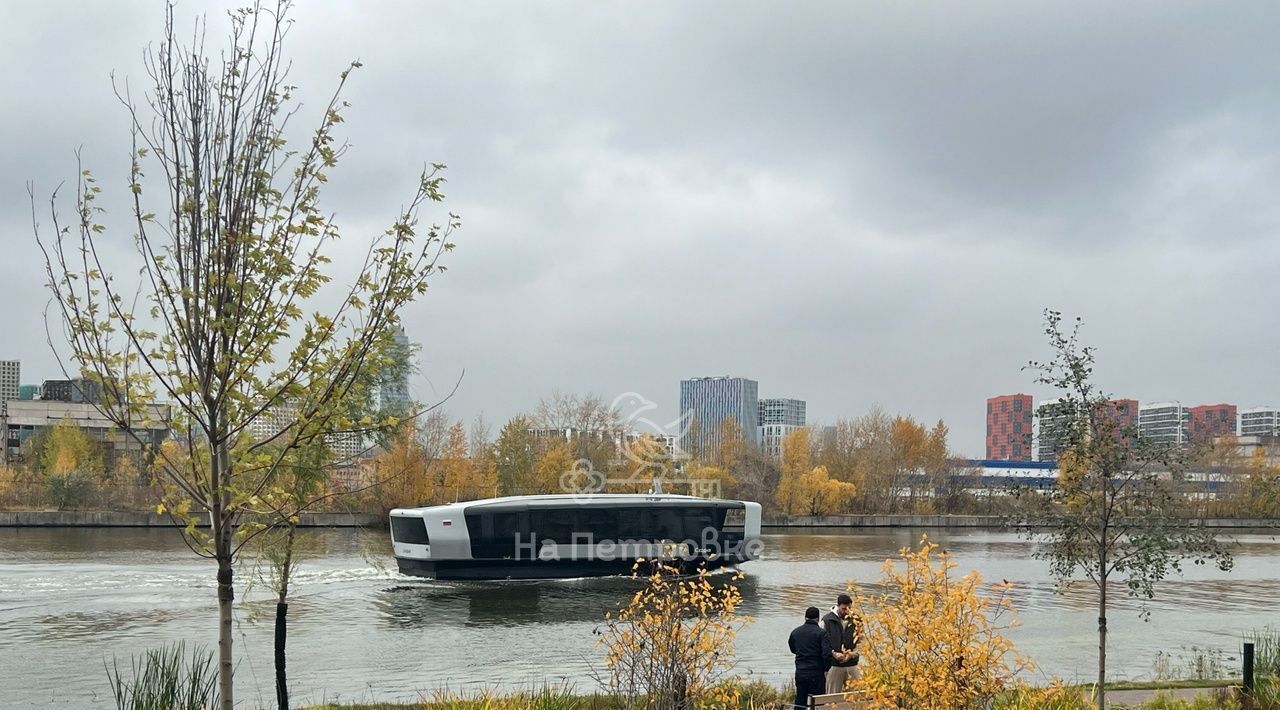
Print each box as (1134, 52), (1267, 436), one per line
(106, 641), (217, 710)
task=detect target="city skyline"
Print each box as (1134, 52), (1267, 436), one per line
(11, 344), (1278, 459)
(5, 3), (1280, 459)
(4, 5), (1277, 707)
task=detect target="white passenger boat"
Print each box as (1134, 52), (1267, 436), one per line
(389, 493), (762, 580)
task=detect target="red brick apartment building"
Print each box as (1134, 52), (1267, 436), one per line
(986, 393), (1033, 460)
(1097, 398), (1139, 447)
(1099, 398), (1139, 430)
(1187, 403), (1237, 441)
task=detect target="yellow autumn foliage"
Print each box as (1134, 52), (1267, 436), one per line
(778, 463), (857, 516)
(439, 422), (497, 501)
(851, 536), (1032, 709)
(534, 438), (576, 494)
(682, 462), (735, 498)
(40, 416), (103, 479)
(598, 561), (750, 709)
(368, 422), (434, 510)
(0, 464), (13, 501)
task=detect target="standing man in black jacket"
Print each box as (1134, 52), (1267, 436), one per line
(822, 594), (861, 694)
(788, 606), (832, 708)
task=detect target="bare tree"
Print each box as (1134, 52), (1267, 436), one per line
(33, 3), (458, 707)
(532, 391), (622, 471)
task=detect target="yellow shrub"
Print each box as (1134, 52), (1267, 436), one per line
(851, 535), (1032, 709)
(597, 561), (750, 709)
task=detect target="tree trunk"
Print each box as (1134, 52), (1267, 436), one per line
(214, 441), (235, 710)
(1097, 569), (1107, 709)
(276, 523), (296, 710)
(275, 601), (288, 710)
(217, 548), (235, 710)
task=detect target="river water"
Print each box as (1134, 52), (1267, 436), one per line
(1, 526), (1277, 707)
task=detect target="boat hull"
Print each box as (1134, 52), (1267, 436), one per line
(395, 555), (742, 581)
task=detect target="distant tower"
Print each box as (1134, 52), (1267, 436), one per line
(1187, 403), (1237, 442)
(1036, 397), (1139, 461)
(380, 326), (412, 414)
(0, 360), (19, 415)
(986, 393), (1032, 461)
(1035, 399), (1075, 462)
(758, 398), (806, 459)
(679, 376), (759, 457)
(1139, 402), (1189, 447)
(1241, 407), (1280, 437)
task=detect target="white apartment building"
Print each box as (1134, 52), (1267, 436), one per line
(1139, 401), (1189, 447)
(757, 397), (806, 460)
(1240, 407), (1280, 438)
(1035, 399), (1075, 462)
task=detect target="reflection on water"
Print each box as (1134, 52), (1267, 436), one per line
(2, 526), (1279, 707)
(375, 573), (766, 629)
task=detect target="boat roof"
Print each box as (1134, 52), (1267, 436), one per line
(391, 493), (738, 515)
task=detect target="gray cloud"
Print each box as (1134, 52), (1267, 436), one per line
(5, 1), (1280, 456)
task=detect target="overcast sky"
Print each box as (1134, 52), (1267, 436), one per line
(4, 1), (1280, 456)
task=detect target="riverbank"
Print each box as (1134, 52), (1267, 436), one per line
(764, 513), (1280, 528)
(292, 679), (1253, 709)
(0, 510), (382, 527)
(2, 509), (1276, 528)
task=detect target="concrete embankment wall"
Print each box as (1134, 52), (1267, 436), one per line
(764, 514), (1280, 529)
(0, 511), (383, 527)
(2, 511), (1275, 529)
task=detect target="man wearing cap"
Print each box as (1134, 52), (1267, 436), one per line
(822, 593), (861, 694)
(788, 606), (832, 708)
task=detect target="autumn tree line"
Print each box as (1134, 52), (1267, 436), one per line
(357, 392), (964, 517)
(356, 389), (1280, 520)
(5, 391), (1278, 521)
(0, 416), (159, 510)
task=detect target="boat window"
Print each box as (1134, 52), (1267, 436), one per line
(684, 508), (716, 539)
(390, 516), (430, 545)
(580, 508), (616, 541)
(466, 511), (529, 558)
(492, 512), (520, 542)
(615, 507), (645, 540)
(649, 509), (682, 541)
(512, 504), (730, 550)
(538, 511), (575, 545)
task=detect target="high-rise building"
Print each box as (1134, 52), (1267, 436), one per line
(986, 394), (1032, 461)
(380, 326), (412, 415)
(679, 376), (758, 457)
(41, 378), (103, 405)
(757, 397), (806, 459)
(17, 385), (38, 400)
(1035, 397), (1138, 461)
(1241, 407), (1280, 437)
(1139, 402), (1189, 447)
(1101, 398), (1140, 449)
(758, 398), (805, 427)
(1187, 403), (1237, 441)
(247, 401), (368, 467)
(0, 360), (18, 415)
(1036, 399), (1074, 462)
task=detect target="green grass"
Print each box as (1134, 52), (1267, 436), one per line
(298, 680), (788, 709)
